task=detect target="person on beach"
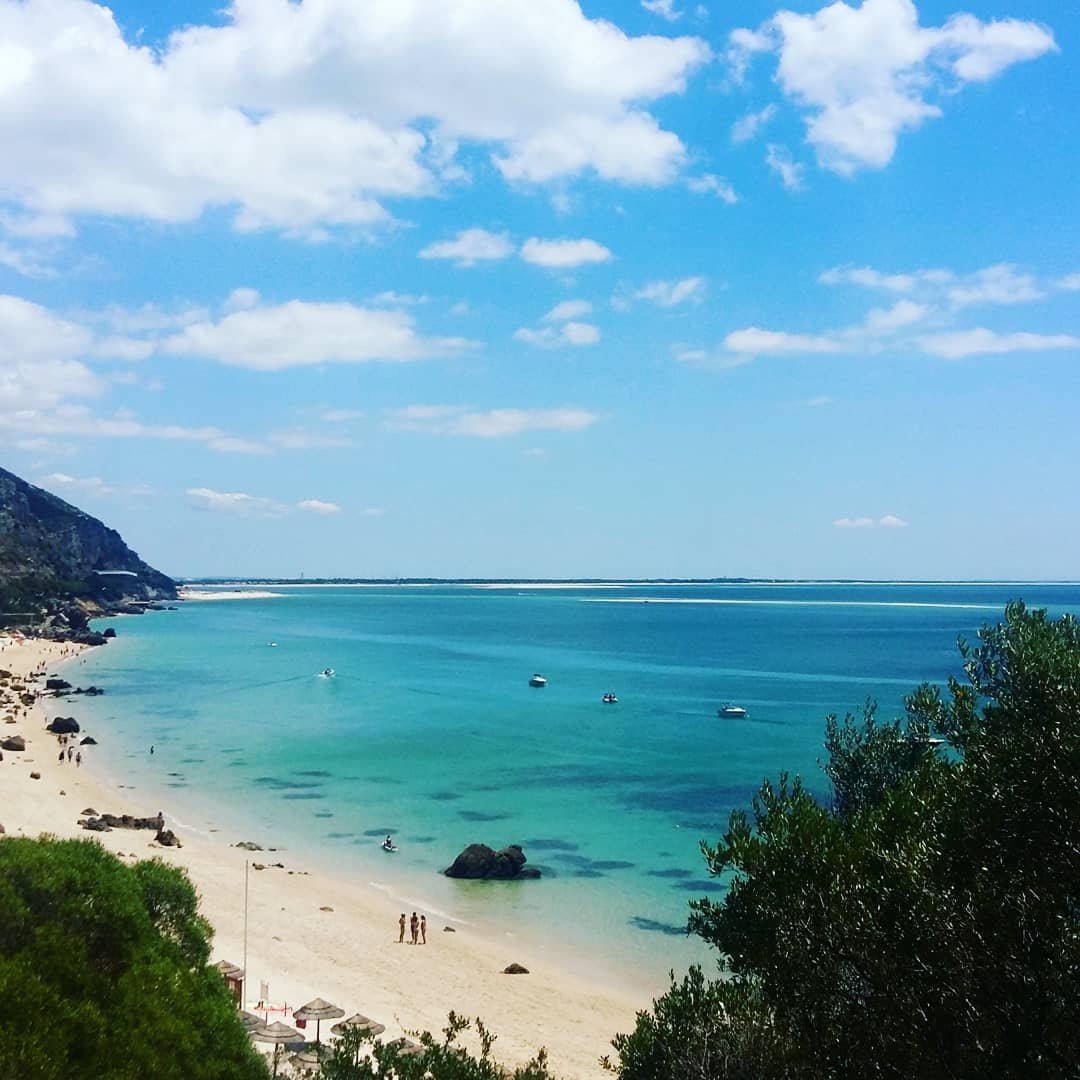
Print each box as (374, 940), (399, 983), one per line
(398, 913), (406, 943)
(76, 751), (82, 768)
(150, 745), (155, 755)
(58, 749), (64, 764)
(67, 746), (73, 762)
(420, 915), (427, 944)
(410, 912), (419, 944)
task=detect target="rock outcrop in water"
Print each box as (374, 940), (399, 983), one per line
(444, 843), (541, 880)
(0, 465), (176, 634)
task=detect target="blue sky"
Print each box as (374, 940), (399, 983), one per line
(1, 0), (1077, 579)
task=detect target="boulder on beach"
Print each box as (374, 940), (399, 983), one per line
(234, 841), (264, 851)
(1, 735), (26, 752)
(81, 807), (98, 816)
(79, 736), (97, 746)
(46, 716), (80, 735)
(46, 678), (72, 692)
(155, 828), (181, 848)
(444, 843), (541, 880)
(503, 963), (530, 975)
(103, 628), (117, 639)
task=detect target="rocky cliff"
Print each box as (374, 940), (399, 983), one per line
(0, 465), (176, 627)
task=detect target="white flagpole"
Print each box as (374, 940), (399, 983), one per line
(242, 859), (249, 1010)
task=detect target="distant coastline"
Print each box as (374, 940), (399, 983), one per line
(178, 577), (1080, 587)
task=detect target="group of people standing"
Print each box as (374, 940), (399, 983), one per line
(398, 911), (427, 945)
(57, 733), (82, 767)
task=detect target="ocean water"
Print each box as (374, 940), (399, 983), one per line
(68, 582), (1079, 995)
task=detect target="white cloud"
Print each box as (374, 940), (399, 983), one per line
(520, 238), (613, 269)
(945, 264), (1043, 307)
(834, 515), (906, 529)
(370, 290), (429, 307)
(731, 0), (1057, 175)
(269, 430), (354, 450)
(225, 288), (260, 311)
(361, 507), (386, 517)
(514, 322), (601, 348)
(543, 299), (593, 323)
(685, 174), (738, 204)
(318, 408), (366, 423)
(822, 262), (1048, 308)
(724, 327), (841, 356)
(297, 499), (342, 515)
(186, 487), (289, 518)
(204, 436), (272, 456)
(162, 300), (471, 370)
(799, 395), (834, 407)
(40, 472), (153, 497)
(0, 241), (54, 279)
(419, 229), (514, 266)
(384, 405), (599, 438)
(918, 328), (1080, 359)
(621, 276), (706, 309)
(1057, 273), (1080, 292)
(0, 0), (709, 237)
(765, 144), (805, 191)
(731, 104), (777, 143)
(862, 299), (927, 335)
(642, 0), (683, 22)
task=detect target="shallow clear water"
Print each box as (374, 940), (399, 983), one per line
(68, 582), (1079, 993)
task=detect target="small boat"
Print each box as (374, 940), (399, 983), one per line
(602, 692), (618, 704)
(319, 668), (336, 678)
(529, 674), (547, 687)
(381, 839), (398, 853)
(267, 642), (278, 647)
(718, 703), (747, 718)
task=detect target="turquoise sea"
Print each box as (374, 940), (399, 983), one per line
(70, 582), (1079, 995)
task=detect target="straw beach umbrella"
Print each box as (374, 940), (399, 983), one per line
(239, 1010), (262, 1032)
(330, 1013), (386, 1038)
(387, 1036), (424, 1057)
(289, 1044), (331, 1074)
(330, 1013), (387, 1065)
(293, 997), (345, 1046)
(252, 1021), (304, 1078)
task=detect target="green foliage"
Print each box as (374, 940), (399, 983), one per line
(611, 602), (1080, 1079)
(0, 837), (268, 1080)
(314, 1011), (554, 1079)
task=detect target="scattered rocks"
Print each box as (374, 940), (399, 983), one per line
(81, 807), (98, 816)
(29, 772), (40, 780)
(1, 735), (26, 752)
(79, 811), (165, 832)
(103, 628), (117, 639)
(503, 963), (529, 975)
(319, 905), (334, 912)
(235, 841), (264, 851)
(79, 736), (97, 746)
(46, 678), (72, 692)
(155, 828), (181, 848)
(443, 926), (456, 933)
(444, 843), (541, 880)
(46, 716), (80, 735)
(252, 863), (266, 871)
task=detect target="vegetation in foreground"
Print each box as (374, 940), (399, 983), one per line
(0, 837), (266, 1080)
(608, 601), (1080, 1078)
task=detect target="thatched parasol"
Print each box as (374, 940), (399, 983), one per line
(387, 1036), (424, 1057)
(239, 1010), (262, 1031)
(292, 997), (345, 1045)
(252, 1021), (304, 1078)
(289, 1044), (331, 1073)
(330, 1013), (386, 1038)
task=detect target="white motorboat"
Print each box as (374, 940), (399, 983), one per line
(381, 836), (398, 853)
(718, 703), (747, 718)
(602, 692), (618, 704)
(529, 674), (547, 687)
(319, 668), (336, 678)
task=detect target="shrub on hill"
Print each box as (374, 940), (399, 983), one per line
(608, 602), (1080, 1079)
(0, 837), (268, 1080)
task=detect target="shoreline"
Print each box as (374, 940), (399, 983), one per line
(0, 637), (642, 1077)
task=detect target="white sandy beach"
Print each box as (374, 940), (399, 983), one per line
(0, 637), (641, 1078)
